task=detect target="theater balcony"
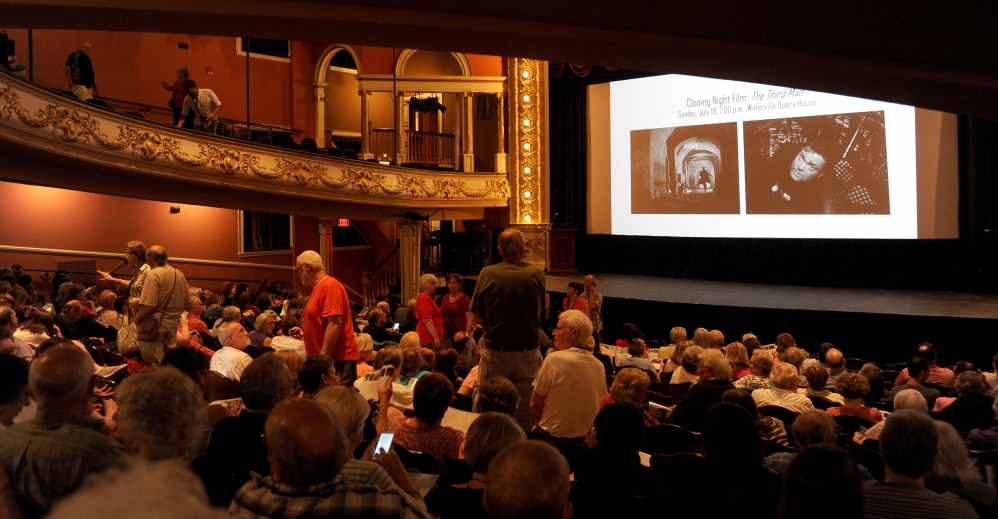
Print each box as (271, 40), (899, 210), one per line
(0, 71), (509, 220)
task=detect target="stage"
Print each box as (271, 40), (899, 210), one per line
(539, 273), (998, 369)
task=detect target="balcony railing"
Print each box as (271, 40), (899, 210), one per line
(370, 128), (455, 167)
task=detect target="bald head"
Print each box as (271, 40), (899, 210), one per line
(825, 348), (844, 369)
(266, 399), (347, 487)
(486, 440), (571, 519)
(62, 300), (83, 319)
(497, 228), (525, 261)
(145, 246), (168, 267)
(792, 409), (837, 448)
(708, 330), (724, 348)
(30, 343), (95, 413)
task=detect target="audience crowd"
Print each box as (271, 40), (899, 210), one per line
(0, 235), (996, 519)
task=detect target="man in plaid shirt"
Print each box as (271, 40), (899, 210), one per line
(229, 398), (431, 519)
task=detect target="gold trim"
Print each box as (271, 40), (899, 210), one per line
(508, 58), (546, 225)
(0, 245), (292, 270)
(0, 76), (509, 207)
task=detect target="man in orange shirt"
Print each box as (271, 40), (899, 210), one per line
(296, 250), (358, 385)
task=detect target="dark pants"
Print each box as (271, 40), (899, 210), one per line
(335, 359), (358, 386)
(172, 107), (183, 126)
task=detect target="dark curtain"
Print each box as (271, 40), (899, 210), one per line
(549, 69), (998, 293)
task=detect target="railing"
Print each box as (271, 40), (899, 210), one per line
(325, 132), (361, 153)
(362, 243), (401, 306)
(371, 128), (395, 163)
(407, 130), (455, 166)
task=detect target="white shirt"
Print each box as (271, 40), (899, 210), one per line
(270, 335), (306, 358)
(752, 387), (815, 413)
(181, 88), (221, 119)
(533, 347), (608, 439)
(210, 346), (253, 381)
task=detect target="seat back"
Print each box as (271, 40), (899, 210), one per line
(394, 445), (438, 474)
(832, 414), (877, 437)
(642, 423), (701, 455)
(203, 370), (241, 402)
(845, 358), (870, 371)
(668, 381), (692, 403)
(758, 406), (801, 431)
(808, 396), (842, 410)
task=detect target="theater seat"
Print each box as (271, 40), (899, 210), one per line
(641, 423), (701, 455)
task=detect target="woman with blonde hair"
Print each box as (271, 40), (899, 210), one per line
(726, 342), (750, 379)
(355, 332), (374, 378)
(664, 340), (693, 373)
(602, 367), (658, 426)
(692, 327), (711, 349)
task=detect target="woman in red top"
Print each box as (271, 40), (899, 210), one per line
(562, 281), (590, 315)
(415, 273), (444, 349)
(439, 274), (472, 344)
(160, 66), (190, 126)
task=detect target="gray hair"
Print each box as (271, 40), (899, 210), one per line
(239, 353), (292, 411)
(465, 412), (526, 473)
(418, 273), (438, 289)
(314, 385), (370, 438)
(930, 420), (981, 484)
(355, 333), (373, 354)
(698, 349), (732, 381)
(770, 363), (798, 390)
(880, 410), (938, 479)
(116, 366), (207, 461)
(681, 345), (704, 371)
(296, 250), (323, 270)
(559, 309), (594, 350)
(892, 388), (928, 412)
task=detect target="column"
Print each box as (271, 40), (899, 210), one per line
(495, 92), (507, 174)
(318, 218), (334, 274)
(398, 221), (422, 303)
(462, 92), (475, 172)
(395, 92), (406, 165)
(314, 82), (328, 147)
(359, 90), (373, 159)
(507, 58), (549, 269)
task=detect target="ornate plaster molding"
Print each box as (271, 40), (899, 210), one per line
(0, 73), (509, 208)
(508, 58), (547, 225)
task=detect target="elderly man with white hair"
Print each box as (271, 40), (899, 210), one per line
(296, 249), (359, 384)
(530, 310), (607, 455)
(669, 349), (736, 431)
(210, 321), (253, 381)
(752, 363), (815, 413)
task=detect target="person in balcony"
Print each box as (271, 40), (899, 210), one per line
(176, 79), (221, 132)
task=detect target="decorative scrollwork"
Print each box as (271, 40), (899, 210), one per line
(0, 83), (510, 203)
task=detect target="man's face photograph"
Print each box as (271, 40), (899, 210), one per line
(789, 146), (827, 182)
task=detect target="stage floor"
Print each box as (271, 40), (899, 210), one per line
(544, 273), (998, 320)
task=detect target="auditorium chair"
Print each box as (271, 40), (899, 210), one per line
(393, 445), (438, 475)
(203, 370), (241, 402)
(668, 381), (692, 403)
(758, 406), (800, 432)
(646, 392), (674, 408)
(762, 439), (796, 456)
(641, 423), (700, 455)
(832, 414), (877, 438)
(650, 453), (708, 500)
(808, 396), (842, 410)
(845, 358), (871, 371)
(881, 369), (900, 386)
(882, 362), (907, 372)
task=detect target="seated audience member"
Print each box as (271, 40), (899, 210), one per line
(863, 410), (978, 519)
(858, 389), (927, 443)
(95, 290), (120, 328)
(798, 360), (844, 404)
(707, 329), (724, 350)
(230, 399), (431, 518)
(54, 300), (85, 341)
(209, 305), (242, 338)
(313, 386), (421, 501)
(779, 445), (865, 519)
(355, 333), (375, 379)
(209, 321), (253, 381)
(433, 347), (462, 389)
(764, 409), (873, 481)
(397, 343), (430, 386)
(378, 372), (465, 462)
(669, 349), (735, 431)
(935, 370), (996, 433)
(742, 334), (763, 356)
(859, 363), (888, 404)
(183, 295), (211, 337)
(115, 365), (208, 461)
(691, 327), (710, 349)
(476, 376), (519, 416)
(723, 389), (789, 447)
(358, 346), (415, 410)
(882, 357), (940, 409)
(485, 441), (572, 519)
(199, 353), (294, 506)
(925, 420), (998, 517)
(660, 326), (685, 361)
(269, 314), (305, 357)
(272, 349), (304, 389)
(427, 412), (526, 519)
(46, 460), (219, 519)
(602, 367), (658, 426)
(571, 402), (662, 516)
(0, 355), (29, 429)
(965, 393), (998, 451)
(614, 323), (637, 349)
(892, 341), (955, 389)
(620, 338), (658, 380)
(782, 346), (809, 383)
(753, 363), (814, 413)
(663, 339), (692, 373)
(0, 343), (127, 516)
(775, 332), (797, 356)
(363, 309), (393, 344)
(669, 344), (703, 385)
(247, 312), (275, 350)
(700, 403), (780, 517)
(726, 341), (750, 379)
(201, 292), (224, 326)
(299, 354), (339, 398)
(530, 310), (607, 454)
(983, 349), (998, 390)
(827, 372), (882, 422)
(824, 348), (846, 389)
(13, 309), (56, 352)
(734, 348), (776, 390)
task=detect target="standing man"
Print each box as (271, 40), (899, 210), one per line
(65, 42), (97, 101)
(470, 228), (546, 428)
(176, 79), (222, 132)
(133, 245), (189, 364)
(296, 250), (359, 385)
(581, 275), (603, 346)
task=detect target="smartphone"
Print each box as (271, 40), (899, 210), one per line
(374, 431), (394, 455)
(392, 322), (400, 332)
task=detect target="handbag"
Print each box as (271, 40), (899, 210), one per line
(117, 323), (139, 357)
